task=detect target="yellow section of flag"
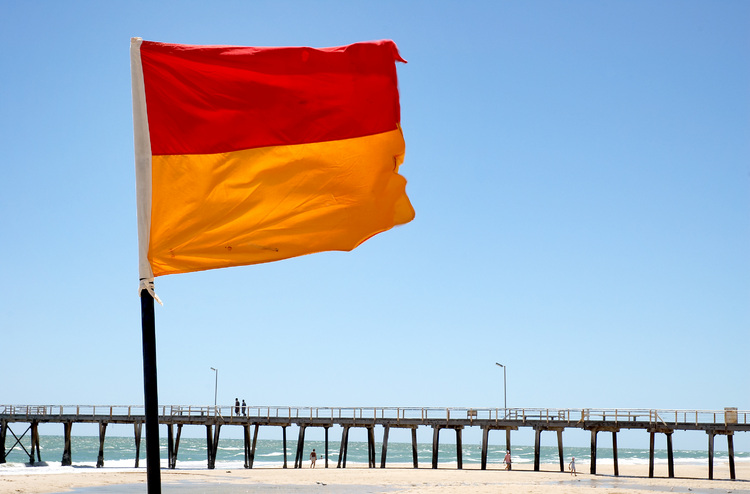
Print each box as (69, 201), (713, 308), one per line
(148, 129), (413, 277)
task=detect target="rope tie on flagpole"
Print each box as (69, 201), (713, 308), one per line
(139, 278), (163, 305)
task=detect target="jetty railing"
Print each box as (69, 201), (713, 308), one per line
(1, 405), (747, 427)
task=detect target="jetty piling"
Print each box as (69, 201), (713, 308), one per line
(590, 429), (597, 474)
(367, 426), (376, 468)
(410, 427), (418, 468)
(612, 430), (619, 476)
(337, 425), (349, 468)
(243, 423), (259, 469)
(133, 422), (142, 468)
(205, 424), (221, 469)
(666, 431), (674, 478)
(211, 424), (221, 469)
(506, 428), (512, 470)
(27, 421), (41, 465)
(166, 423), (183, 469)
(96, 422), (107, 467)
(175, 424), (183, 468)
(0, 419), (6, 463)
(293, 425), (306, 468)
(166, 424), (173, 468)
(62, 421), (72, 466)
(455, 427), (463, 469)
(324, 425), (330, 468)
(281, 425), (288, 468)
(380, 425), (390, 468)
(431, 426), (440, 469)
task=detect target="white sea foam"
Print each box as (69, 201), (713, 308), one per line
(0, 461), (144, 476)
(2, 435), (747, 476)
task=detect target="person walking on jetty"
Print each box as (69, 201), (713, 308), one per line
(241, 399), (246, 416)
(569, 456), (576, 476)
(310, 448), (317, 468)
(503, 450), (512, 470)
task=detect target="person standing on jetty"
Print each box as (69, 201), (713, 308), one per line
(241, 399), (247, 416)
(235, 398), (240, 415)
(310, 448), (317, 468)
(504, 451), (512, 470)
(569, 456), (576, 476)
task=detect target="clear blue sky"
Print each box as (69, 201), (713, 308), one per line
(2, 1), (748, 450)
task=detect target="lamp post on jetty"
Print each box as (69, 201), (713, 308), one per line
(210, 367), (218, 409)
(495, 362), (507, 417)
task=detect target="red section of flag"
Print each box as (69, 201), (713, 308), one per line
(139, 40), (405, 155)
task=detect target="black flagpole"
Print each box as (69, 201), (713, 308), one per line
(140, 288), (162, 493)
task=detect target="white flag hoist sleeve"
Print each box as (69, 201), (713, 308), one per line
(130, 37), (161, 304)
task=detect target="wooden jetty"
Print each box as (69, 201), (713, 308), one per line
(1, 405), (747, 480)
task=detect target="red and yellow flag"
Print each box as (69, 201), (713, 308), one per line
(131, 38), (414, 280)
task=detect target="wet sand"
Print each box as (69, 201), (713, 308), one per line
(2, 462), (748, 494)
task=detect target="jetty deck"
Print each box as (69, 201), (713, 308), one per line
(1, 405), (747, 480)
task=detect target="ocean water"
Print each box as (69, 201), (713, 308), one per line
(1, 435), (748, 473)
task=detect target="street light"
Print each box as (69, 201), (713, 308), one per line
(495, 363), (507, 415)
(210, 367), (218, 408)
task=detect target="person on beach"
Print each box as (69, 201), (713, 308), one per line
(241, 399), (246, 416)
(235, 398), (240, 415)
(569, 456), (576, 476)
(310, 448), (317, 468)
(504, 451), (512, 470)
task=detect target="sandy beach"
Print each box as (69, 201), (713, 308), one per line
(2, 462), (748, 494)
